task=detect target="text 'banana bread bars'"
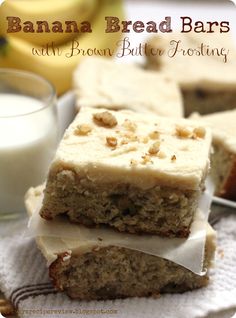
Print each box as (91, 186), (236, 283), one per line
(40, 107), (212, 237)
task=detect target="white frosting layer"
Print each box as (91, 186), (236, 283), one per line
(25, 183), (215, 275)
(73, 57), (183, 118)
(190, 110), (236, 153)
(148, 33), (236, 90)
(51, 107), (211, 190)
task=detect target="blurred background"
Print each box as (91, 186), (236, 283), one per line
(0, 0), (235, 93)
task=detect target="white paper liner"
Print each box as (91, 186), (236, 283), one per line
(26, 178), (214, 275)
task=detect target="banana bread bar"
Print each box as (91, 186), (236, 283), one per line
(73, 57), (183, 117)
(190, 110), (236, 200)
(39, 107), (212, 237)
(147, 33), (236, 116)
(26, 186), (216, 300)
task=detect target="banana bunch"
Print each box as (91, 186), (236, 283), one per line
(0, 0), (97, 45)
(0, 0), (124, 95)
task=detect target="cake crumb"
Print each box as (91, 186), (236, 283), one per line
(93, 111), (117, 128)
(106, 136), (118, 148)
(193, 126), (206, 139)
(171, 155), (177, 162)
(74, 124), (92, 136)
(148, 141), (161, 155)
(217, 248), (224, 259)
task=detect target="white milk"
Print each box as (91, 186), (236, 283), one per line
(0, 94), (57, 214)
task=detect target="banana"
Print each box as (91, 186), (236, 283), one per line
(0, 0), (124, 95)
(0, 0), (97, 46)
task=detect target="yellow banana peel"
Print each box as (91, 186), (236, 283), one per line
(0, 0), (97, 46)
(0, 0), (125, 95)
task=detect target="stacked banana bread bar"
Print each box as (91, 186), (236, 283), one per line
(26, 185), (216, 300)
(40, 107), (212, 237)
(25, 105), (216, 300)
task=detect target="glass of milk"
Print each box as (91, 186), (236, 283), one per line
(0, 69), (58, 219)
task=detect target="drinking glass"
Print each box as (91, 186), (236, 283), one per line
(0, 69), (58, 219)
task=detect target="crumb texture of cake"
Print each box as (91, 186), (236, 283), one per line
(190, 110), (236, 200)
(147, 33), (236, 116)
(73, 56), (183, 118)
(49, 245), (212, 300)
(41, 169), (198, 236)
(40, 107), (212, 236)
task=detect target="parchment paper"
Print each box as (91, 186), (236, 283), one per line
(26, 178), (215, 275)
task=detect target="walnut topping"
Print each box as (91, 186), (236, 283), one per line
(119, 131), (138, 145)
(130, 159), (138, 166)
(122, 119), (137, 132)
(74, 124), (92, 136)
(193, 126), (206, 139)
(122, 131), (138, 141)
(148, 141), (161, 155)
(121, 139), (129, 145)
(149, 131), (160, 140)
(171, 155), (177, 162)
(106, 136), (117, 148)
(141, 154), (153, 165)
(140, 136), (149, 144)
(93, 111), (117, 128)
(175, 125), (192, 138)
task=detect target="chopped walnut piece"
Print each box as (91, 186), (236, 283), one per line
(93, 111), (117, 128)
(193, 126), (206, 139)
(121, 131), (138, 142)
(148, 141), (161, 155)
(74, 124), (92, 136)
(140, 136), (149, 144)
(106, 136), (117, 148)
(157, 150), (166, 159)
(175, 125), (192, 138)
(130, 159), (138, 166)
(171, 155), (177, 162)
(122, 119), (137, 132)
(149, 131), (160, 140)
(121, 139), (129, 145)
(141, 154), (153, 165)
